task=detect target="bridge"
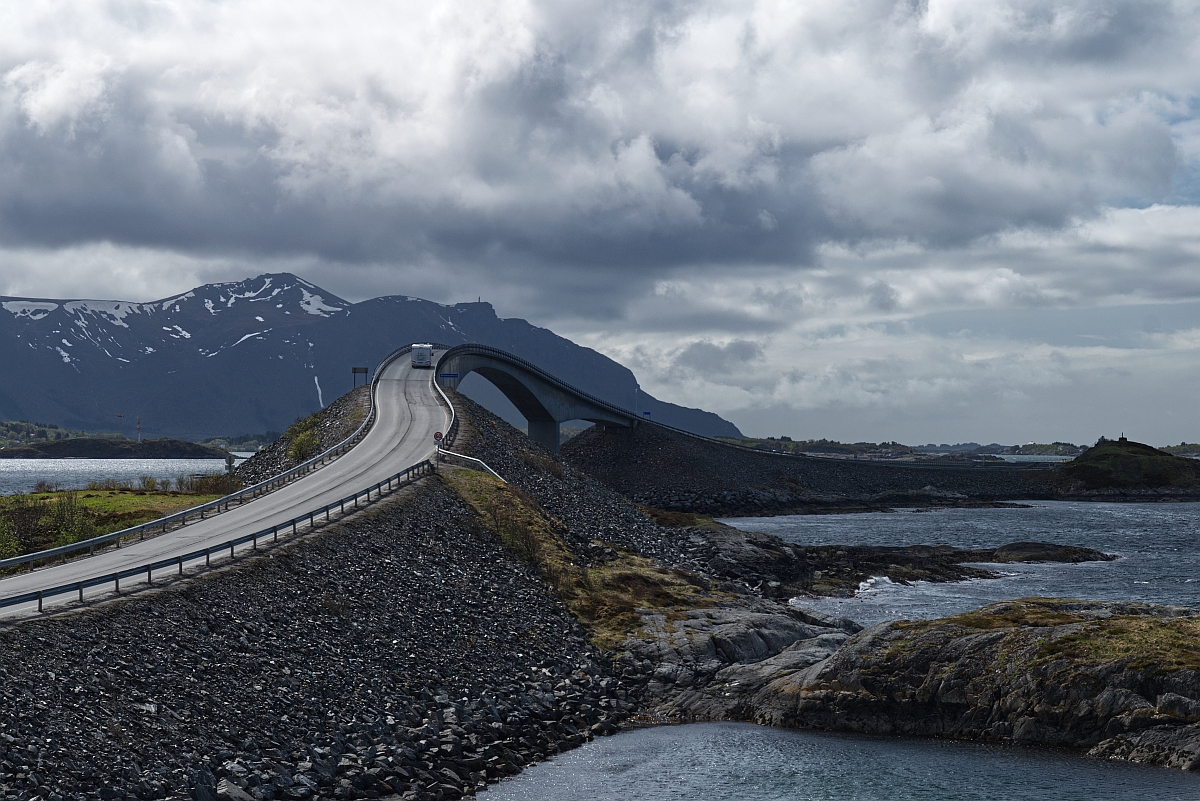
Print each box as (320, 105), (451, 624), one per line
(0, 343), (640, 617)
(435, 344), (641, 452)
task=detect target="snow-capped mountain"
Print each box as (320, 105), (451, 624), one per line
(0, 274), (742, 440)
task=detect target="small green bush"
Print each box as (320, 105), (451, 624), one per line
(287, 429), (321, 461)
(50, 490), (97, 547)
(0, 517), (18, 560)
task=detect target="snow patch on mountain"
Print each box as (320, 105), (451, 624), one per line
(62, 300), (145, 328)
(299, 289), (343, 317)
(2, 301), (58, 319)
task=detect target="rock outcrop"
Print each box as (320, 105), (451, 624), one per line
(662, 598), (1200, 771)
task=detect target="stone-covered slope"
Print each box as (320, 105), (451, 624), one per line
(0, 480), (643, 800)
(562, 422), (1055, 515)
(234, 386), (370, 486)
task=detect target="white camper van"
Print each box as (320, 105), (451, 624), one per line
(411, 343), (433, 368)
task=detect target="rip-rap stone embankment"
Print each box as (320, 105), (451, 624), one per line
(562, 422), (1056, 515)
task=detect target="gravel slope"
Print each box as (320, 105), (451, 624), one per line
(0, 481), (644, 800)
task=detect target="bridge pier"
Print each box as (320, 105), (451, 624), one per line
(528, 421), (560, 453)
(435, 345), (639, 457)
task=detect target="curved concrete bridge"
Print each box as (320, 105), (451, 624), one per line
(436, 344), (641, 453)
(0, 343), (644, 617)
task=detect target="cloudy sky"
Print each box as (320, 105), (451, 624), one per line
(2, 0), (1200, 445)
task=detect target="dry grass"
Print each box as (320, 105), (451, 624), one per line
(445, 470), (726, 650)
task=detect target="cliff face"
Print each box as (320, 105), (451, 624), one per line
(663, 599), (1200, 771)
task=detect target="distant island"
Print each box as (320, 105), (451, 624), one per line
(0, 438), (228, 459)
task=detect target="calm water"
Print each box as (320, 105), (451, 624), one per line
(0, 457), (244, 495)
(486, 503), (1200, 798)
(481, 722), (1200, 800)
(724, 501), (1200, 626)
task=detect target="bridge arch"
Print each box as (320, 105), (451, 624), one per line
(433, 344), (639, 453)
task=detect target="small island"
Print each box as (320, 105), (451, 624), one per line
(0, 437), (228, 460)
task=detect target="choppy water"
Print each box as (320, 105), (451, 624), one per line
(481, 722), (1200, 800)
(724, 501), (1200, 626)
(484, 502), (1200, 798)
(0, 457), (243, 495)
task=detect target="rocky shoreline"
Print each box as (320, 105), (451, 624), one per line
(1, 386), (1195, 801)
(656, 599), (1200, 771)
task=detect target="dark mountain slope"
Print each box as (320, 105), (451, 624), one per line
(0, 273), (741, 440)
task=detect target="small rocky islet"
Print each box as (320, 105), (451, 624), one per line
(1, 390), (1197, 800)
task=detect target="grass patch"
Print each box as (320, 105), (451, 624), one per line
(0, 489), (224, 556)
(1037, 616), (1200, 672)
(445, 470), (726, 650)
(890, 598), (1200, 676)
(637, 505), (723, 530)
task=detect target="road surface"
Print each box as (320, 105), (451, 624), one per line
(0, 354), (448, 618)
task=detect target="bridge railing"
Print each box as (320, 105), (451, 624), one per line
(0, 460), (437, 613)
(0, 343), (422, 572)
(436, 344), (643, 426)
(434, 343), (1058, 472)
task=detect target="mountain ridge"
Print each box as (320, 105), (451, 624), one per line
(0, 273), (743, 441)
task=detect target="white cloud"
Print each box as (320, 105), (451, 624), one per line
(0, 0), (1198, 442)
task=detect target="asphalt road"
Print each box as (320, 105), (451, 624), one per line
(0, 354), (449, 618)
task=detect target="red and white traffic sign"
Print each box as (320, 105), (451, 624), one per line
(433, 431), (443, 442)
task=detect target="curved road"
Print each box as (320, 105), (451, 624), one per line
(0, 354), (449, 618)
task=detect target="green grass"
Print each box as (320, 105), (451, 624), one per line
(445, 470), (728, 650)
(0, 489), (224, 556)
(1056, 438), (1200, 490)
(892, 598), (1200, 675)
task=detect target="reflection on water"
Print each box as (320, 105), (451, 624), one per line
(480, 723), (1200, 801)
(0, 458), (238, 495)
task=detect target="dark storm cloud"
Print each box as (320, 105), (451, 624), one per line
(4, 0), (1200, 445)
(1, 0), (1194, 321)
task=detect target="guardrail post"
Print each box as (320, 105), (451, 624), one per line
(229, 542), (235, 559)
(205, 549), (210, 567)
(147, 565), (152, 585)
(77, 582), (83, 603)
(37, 591), (42, 612)
(292, 520), (297, 536)
(273, 525), (278, 542)
(114, 575), (120, 594)
(253, 532), (258, 551)
(178, 556), (183, 576)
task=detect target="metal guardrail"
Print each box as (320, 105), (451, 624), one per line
(429, 353), (504, 482)
(0, 343), (423, 572)
(1, 460), (436, 613)
(438, 449), (505, 481)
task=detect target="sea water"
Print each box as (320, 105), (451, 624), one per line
(480, 722), (1200, 800)
(723, 500), (1200, 625)
(0, 457), (247, 495)
(485, 502), (1200, 798)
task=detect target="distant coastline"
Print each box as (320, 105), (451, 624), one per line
(0, 438), (227, 460)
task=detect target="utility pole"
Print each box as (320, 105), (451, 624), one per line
(136, 417), (141, 442)
(113, 413), (124, 438)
